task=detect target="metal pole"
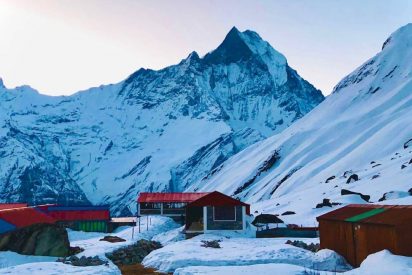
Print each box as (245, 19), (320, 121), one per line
(138, 217), (141, 233)
(147, 215), (149, 231)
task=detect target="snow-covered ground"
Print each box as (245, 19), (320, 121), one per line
(0, 262), (119, 275)
(0, 216), (179, 274)
(174, 250), (412, 275)
(69, 216), (179, 257)
(174, 263), (319, 275)
(0, 217), (411, 274)
(143, 234), (351, 273)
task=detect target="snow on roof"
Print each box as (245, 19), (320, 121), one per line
(137, 192), (210, 203)
(110, 217), (136, 223)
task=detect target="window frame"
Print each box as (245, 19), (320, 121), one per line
(213, 206), (237, 221)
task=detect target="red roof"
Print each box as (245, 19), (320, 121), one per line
(360, 205), (412, 226)
(187, 191), (251, 214)
(137, 192), (210, 203)
(317, 204), (412, 226)
(316, 204), (380, 222)
(46, 210), (110, 221)
(0, 207), (56, 227)
(0, 203), (28, 210)
(38, 205), (110, 221)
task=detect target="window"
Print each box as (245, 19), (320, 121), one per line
(141, 203), (161, 209)
(163, 202), (186, 209)
(213, 206), (236, 221)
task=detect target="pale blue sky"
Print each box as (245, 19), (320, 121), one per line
(0, 0), (411, 95)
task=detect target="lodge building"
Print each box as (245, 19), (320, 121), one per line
(137, 191), (250, 234)
(0, 203), (131, 234)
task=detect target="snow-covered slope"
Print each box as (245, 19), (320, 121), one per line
(0, 27), (323, 214)
(191, 23), (412, 224)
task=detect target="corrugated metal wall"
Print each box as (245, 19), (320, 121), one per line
(319, 220), (404, 267)
(353, 223), (397, 266)
(75, 220), (108, 232)
(395, 223), (412, 256)
(319, 220), (356, 266)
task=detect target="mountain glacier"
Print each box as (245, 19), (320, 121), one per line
(0, 27), (323, 215)
(192, 23), (412, 225)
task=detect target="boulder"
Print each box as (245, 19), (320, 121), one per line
(343, 171), (353, 178)
(341, 189), (370, 202)
(0, 223), (71, 257)
(285, 240), (319, 252)
(316, 199), (332, 208)
(404, 138), (412, 149)
(201, 240), (221, 249)
(281, 211), (296, 216)
(325, 176), (336, 183)
(379, 191), (411, 202)
(346, 174), (359, 183)
(315, 199), (341, 208)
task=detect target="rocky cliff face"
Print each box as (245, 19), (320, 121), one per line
(0, 27), (323, 215)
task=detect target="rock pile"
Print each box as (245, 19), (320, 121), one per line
(99, 235), (126, 243)
(201, 240), (221, 249)
(57, 255), (108, 266)
(286, 240), (320, 253)
(106, 239), (162, 266)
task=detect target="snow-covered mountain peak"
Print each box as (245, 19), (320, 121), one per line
(178, 51), (201, 69)
(186, 51), (200, 61)
(0, 27), (324, 215)
(203, 26), (254, 64)
(203, 27), (287, 86)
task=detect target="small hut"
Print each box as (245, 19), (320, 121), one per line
(317, 204), (412, 267)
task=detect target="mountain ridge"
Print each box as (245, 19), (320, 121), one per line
(0, 27), (324, 215)
(190, 23), (412, 225)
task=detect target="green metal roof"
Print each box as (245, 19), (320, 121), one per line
(345, 208), (387, 222)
